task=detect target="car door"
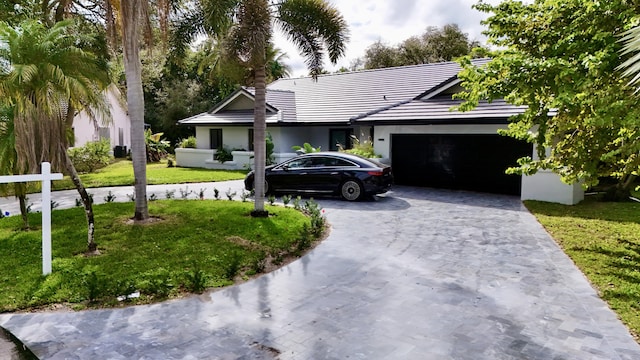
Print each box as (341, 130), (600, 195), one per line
(268, 157), (315, 192)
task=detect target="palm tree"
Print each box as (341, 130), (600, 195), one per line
(266, 45), (292, 82)
(201, 0), (349, 216)
(619, 25), (640, 90)
(0, 19), (110, 251)
(119, 0), (150, 221)
(0, 105), (30, 229)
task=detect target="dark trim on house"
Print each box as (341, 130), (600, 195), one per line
(349, 100), (412, 122)
(413, 76), (459, 100)
(351, 117), (511, 126)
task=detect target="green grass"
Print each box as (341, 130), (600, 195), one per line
(525, 198), (640, 339)
(50, 159), (247, 191)
(0, 200), (311, 311)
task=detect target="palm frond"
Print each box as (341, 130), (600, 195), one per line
(276, 0), (349, 77)
(618, 25), (640, 89)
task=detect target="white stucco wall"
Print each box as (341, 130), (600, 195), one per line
(72, 86), (130, 150)
(521, 170), (584, 205)
(195, 126), (251, 150)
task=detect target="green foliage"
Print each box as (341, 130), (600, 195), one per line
(340, 136), (380, 158)
(67, 139), (112, 174)
(267, 194), (276, 205)
(225, 188), (237, 200)
(281, 195), (292, 207)
(455, 0), (640, 196)
(296, 223), (314, 253)
(178, 136), (197, 148)
(165, 189), (176, 199)
(103, 191), (116, 203)
(50, 160), (247, 192)
(145, 130), (170, 162)
(0, 200), (310, 310)
(184, 262), (207, 294)
(302, 199), (326, 237)
(265, 133), (276, 165)
(137, 268), (174, 298)
(292, 142), (321, 154)
(292, 196), (302, 211)
(215, 146), (234, 163)
(360, 24), (485, 70)
(179, 187), (193, 199)
(81, 267), (105, 303)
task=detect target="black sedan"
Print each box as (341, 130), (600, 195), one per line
(244, 152), (393, 201)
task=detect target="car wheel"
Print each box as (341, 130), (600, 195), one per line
(341, 180), (362, 201)
(252, 180), (269, 195)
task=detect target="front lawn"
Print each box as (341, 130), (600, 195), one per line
(51, 159), (247, 191)
(525, 198), (640, 338)
(0, 200), (317, 312)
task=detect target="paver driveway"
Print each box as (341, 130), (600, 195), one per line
(1, 185), (639, 359)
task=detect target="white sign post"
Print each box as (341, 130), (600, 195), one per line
(0, 162), (63, 275)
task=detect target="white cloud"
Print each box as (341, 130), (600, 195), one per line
(273, 0), (502, 77)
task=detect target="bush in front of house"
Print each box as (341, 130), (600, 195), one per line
(339, 135), (380, 159)
(145, 130), (170, 162)
(178, 136), (197, 148)
(215, 146), (234, 163)
(68, 139), (112, 173)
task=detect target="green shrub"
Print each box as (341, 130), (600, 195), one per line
(215, 146), (234, 163)
(178, 136), (197, 148)
(145, 130), (170, 162)
(292, 142), (321, 154)
(68, 139), (112, 173)
(340, 136), (380, 158)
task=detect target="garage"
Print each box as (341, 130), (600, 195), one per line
(391, 134), (532, 195)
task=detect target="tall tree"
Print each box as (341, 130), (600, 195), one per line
(0, 19), (110, 249)
(119, 0), (149, 220)
(455, 0), (640, 200)
(194, 0), (348, 215)
(361, 23), (483, 70)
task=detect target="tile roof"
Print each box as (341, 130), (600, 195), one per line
(267, 60), (488, 123)
(178, 110), (280, 126)
(351, 95), (528, 125)
(178, 59), (510, 126)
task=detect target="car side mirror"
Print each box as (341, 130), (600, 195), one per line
(282, 164), (290, 171)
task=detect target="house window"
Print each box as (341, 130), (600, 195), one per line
(329, 129), (353, 151)
(248, 129), (254, 151)
(210, 129), (222, 149)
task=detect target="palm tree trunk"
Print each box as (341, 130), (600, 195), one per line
(120, 0), (149, 220)
(17, 191), (28, 230)
(251, 62), (268, 217)
(63, 148), (98, 253)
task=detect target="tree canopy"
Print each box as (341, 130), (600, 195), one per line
(456, 0), (640, 198)
(360, 24), (486, 70)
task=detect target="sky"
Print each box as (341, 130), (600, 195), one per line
(273, 0), (502, 77)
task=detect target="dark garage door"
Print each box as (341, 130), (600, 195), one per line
(391, 134), (531, 195)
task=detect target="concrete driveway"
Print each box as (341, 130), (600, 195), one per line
(1, 185), (639, 359)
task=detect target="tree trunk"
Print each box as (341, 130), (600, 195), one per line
(17, 191), (28, 230)
(120, 0), (149, 220)
(251, 62), (268, 217)
(63, 148), (97, 253)
(604, 174), (637, 202)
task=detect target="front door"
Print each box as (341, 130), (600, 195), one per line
(329, 129), (353, 151)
